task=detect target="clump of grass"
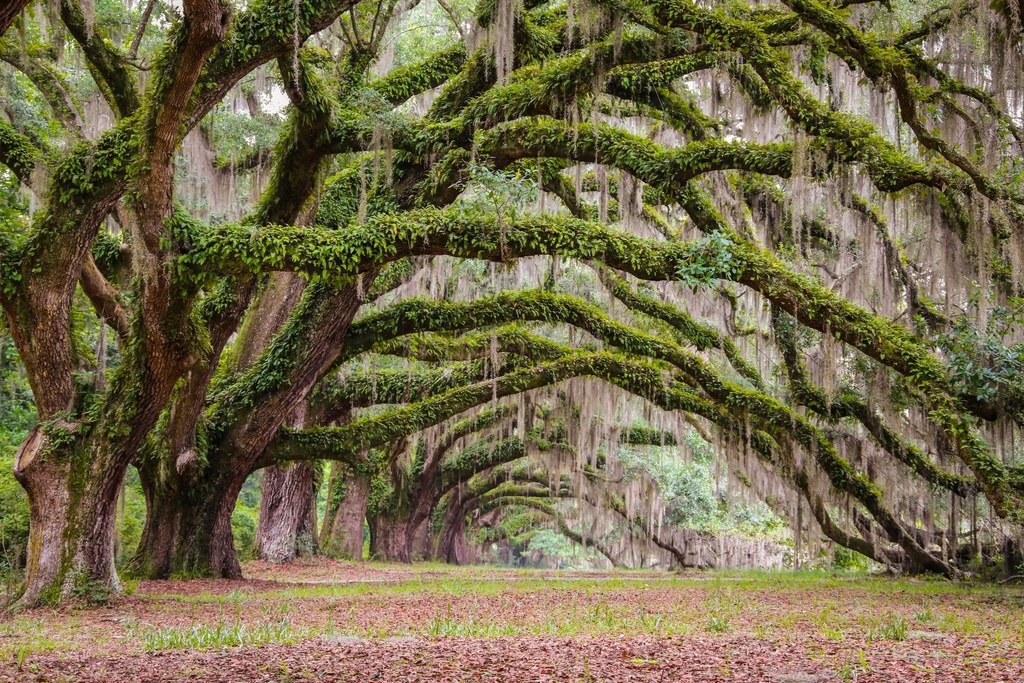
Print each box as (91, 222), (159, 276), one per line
(129, 620), (305, 651)
(820, 624), (844, 641)
(0, 618), (60, 666)
(704, 613), (731, 633)
(636, 611), (664, 633)
(836, 650), (871, 682)
(813, 603), (847, 640)
(868, 615), (908, 642)
(425, 616), (520, 637)
(703, 590), (737, 633)
(586, 602), (619, 629)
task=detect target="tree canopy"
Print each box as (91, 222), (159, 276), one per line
(1, 0), (1024, 606)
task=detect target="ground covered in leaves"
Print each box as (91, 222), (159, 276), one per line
(2, 561), (1022, 681)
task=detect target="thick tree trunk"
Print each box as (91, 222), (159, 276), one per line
(169, 478), (244, 578)
(320, 468), (369, 559)
(132, 467), (247, 579)
(255, 462), (320, 563)
(131, 469), (184, 579)
(436, 505), (473, 565)
(254, 399), (318, 563)
(13, 428), (125, 606)
(369, 515), (412, 562)
(411, 519), (432, 561)
(134, 282), (369, 578)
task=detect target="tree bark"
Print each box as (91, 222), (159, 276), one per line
(436, 501), (473, 565)
(254, 398), (319, 564)
(135, 281), (369, 578)
(132, 466), (246, 579)
(255, 461), (320, 563)
(320, 467), (369, 559)
(410, 519), (433, 561)
(13, 427), (125, 606)
(369, 515), (413, 562)
(0, 0), (31, 39)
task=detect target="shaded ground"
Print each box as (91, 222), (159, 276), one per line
(2, 561), (1022, 681)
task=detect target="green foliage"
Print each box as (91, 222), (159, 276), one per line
(115, 468), (149, 567)
(832, 545), (873, 572)
(231, 472), (263, 560)
(525, 528), (596, 568)
(676, 232), (740, 289)
(70, 579), (117, 606)
(390, 0), (468, 67)
(455, 162), (538, 222)
(617, 429), (785, 538)
(935, 312), (1024, 407)
(0, 335), (33, 589)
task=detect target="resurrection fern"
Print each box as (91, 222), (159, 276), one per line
(2, 0), (1024, 606)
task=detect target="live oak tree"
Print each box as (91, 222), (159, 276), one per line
(2, 0), (1024, 606)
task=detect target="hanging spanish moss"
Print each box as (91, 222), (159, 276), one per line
(6, 0), (1024, 614)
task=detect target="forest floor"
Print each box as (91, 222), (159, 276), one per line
(1, 560), (1022, 682)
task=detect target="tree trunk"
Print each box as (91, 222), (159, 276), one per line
(255, 461), (320, 563)
(133, 282), (369, 578)
(320, 467), (368, 559)
(13, 427), (125, 607)
(410, 519), (432, 560)
(132, 466), (247, 579)
(369, 515), (412, 562)
(180, 281), (368, 571)
(437, 506), (472, 565)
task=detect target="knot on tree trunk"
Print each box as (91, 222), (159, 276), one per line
(175, 447), (200, 476)
(184, 0), (231, 48)
(13, 426), (45, 474)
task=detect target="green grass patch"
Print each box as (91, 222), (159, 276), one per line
(127, 620), (308, 652)
(425, 616), (522, 637)
(868, 614), (908, 642)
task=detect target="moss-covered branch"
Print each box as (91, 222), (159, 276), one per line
(772, 308), (976, 497)
(314, 359), (501, 408)
(58, 0), (140, 118)
(365, 325), (570, 364)
(181, 189), (1021, 520)
(371, 43), (467, 106)
(599, 269), (764, 389)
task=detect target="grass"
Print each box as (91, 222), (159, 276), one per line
(127, 620), (309, 652)
(868, 614), (908, 642)
(135, 567), (1024, 644)
(0, 635), (59, 667)
(0, 618), (60, 666)
(704, 613), (731, 633)
(426, 616), (522, 637)
(4, 564), (1023, 678)
(144, 566), (1020, 607)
